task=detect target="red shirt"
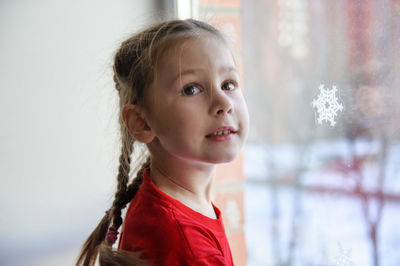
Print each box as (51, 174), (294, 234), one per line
(119, 168), (233, 266)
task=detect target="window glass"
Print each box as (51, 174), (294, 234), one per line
(243, 1), (400, 265)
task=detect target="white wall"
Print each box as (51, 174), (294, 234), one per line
(0, 1), (159, 264)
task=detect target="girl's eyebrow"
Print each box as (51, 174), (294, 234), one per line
(168, 69), (200, 87)
(218, 66), (239, 75)
(174, 69), (201, 81)
(171, 66), (238, 83)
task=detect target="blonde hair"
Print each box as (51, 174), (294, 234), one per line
(76, 19), (227, 266)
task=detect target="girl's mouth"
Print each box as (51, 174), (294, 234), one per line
(205, 127), (237, 141)
(206, 129), (234, 137)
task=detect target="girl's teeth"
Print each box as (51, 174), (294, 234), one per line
(213, 130), (231, 136)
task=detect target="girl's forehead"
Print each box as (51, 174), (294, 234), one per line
(158, 35), (234, 70)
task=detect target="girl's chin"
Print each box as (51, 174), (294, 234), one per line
(168, 146), (243, 166)
(206, 151), (241, 164)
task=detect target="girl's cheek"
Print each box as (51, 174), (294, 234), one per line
(235, 93), (249, 113)
(238, 96), (250, 130)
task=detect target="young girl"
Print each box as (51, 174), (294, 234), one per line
(77, 18), (249, 266)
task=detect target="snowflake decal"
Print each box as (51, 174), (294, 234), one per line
(312, 84), (344, 126)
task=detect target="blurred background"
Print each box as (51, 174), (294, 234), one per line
(1, 0), (399, 265)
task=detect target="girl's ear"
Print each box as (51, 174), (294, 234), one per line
(122, 104), (156, 143)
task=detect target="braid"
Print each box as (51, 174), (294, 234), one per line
(110, 135), (133, 230)
(126, 157), (151, 198)
(110, 156), (151, 232)
(76, 210), (112, 265)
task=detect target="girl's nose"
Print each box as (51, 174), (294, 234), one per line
(210, 88), (233, 116)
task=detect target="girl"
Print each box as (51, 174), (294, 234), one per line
(77, 18), (249, 266)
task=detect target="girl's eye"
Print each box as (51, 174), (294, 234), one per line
(181, 85), (201, 96)
(222, 81), (236, 91)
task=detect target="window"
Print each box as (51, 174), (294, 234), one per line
(243, 1), (400, 265)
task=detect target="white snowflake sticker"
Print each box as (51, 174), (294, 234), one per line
(312, 84), (344, 126)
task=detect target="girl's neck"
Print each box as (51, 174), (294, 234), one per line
(149, 158), (217, 219)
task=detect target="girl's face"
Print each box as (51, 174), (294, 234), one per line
(144, 34), (249, 166)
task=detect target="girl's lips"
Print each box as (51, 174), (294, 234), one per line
(205, 126), (237, 139)
(206, 131), (236, 142)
